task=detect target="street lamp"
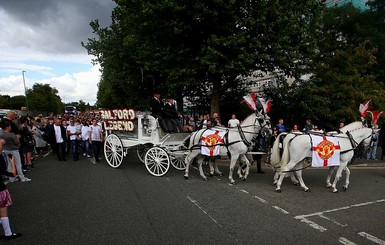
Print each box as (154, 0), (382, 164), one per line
(22, 70), (29, 110)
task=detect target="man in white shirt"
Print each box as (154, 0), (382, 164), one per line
(228, 114), (240, 128)
(67, 118), (80, 161)
(89, 118), (104, 163)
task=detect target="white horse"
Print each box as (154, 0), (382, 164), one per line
(184, 111), (270, 184)
(271, 132), (302, 186)
(325, 122), (372, 191)
(275, 122), (372, 193)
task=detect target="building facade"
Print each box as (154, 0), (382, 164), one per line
(325, 0), (370, 11)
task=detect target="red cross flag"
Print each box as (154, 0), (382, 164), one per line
(311, 135), (340, 167)
(201, 130), (226, 156)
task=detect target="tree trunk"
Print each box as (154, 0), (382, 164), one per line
(210, 80), (221, 116)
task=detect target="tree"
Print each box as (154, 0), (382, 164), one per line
(27, 83), (63, 115)
(83, 0), (322, 114)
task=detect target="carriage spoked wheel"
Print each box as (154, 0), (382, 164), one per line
(104, 134), (125, 168)
(144, 147), (170, 177)
(170, 146), (187, 170)
(136, 143), (153, 163)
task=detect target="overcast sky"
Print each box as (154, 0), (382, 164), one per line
(0, 0), (116, 105)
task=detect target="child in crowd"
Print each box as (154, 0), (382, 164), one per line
(0, 139), (22, 240)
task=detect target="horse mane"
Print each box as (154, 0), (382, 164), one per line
(340, 121), (364, 133)
(240, 113), (257, 126)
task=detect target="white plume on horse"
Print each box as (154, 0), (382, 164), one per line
(272, 121), (372, 193)
(184, 111), (271, 184)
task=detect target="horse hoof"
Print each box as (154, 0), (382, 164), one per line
(276, 189), (282, 193)
(326, 184), (331, 188)
(184, 176), (188, 180)
(243, 178), (246, 182)
(209, 173), (214, 177)
(304, 188), (310, 192)
(332, 189), (338, 193)
(218, 173), (223, 177)
(273, 182), (277, 186)
(343, 186), (347, 191)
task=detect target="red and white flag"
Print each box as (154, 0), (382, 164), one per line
(201, 130), (226, 156)
(311, 135), (340, 167)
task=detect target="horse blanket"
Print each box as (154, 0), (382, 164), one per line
(201, 130), (226, 156)
(310, 135), (340, 167)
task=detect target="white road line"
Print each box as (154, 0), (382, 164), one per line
(319, 214), (347, 227)
(358, 232), (385, 245)
(296, 199), (385, 218)
(272, 206), (289, 214)
(296, 216), (327, 232)
(187, 196), (222, 227)
(241, 189), (249, 194)
(295, 199), (385, 232)
(338, 237), (357, 245)
(254, 195), (268, 203)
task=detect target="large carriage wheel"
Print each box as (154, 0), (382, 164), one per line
(136, 143), (153, 163)
(104, 134), (124, 168)
(144, 147), (170, 177)
(170, 146), (187, 170)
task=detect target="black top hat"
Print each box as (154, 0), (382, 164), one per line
(153, 90), (161, 95)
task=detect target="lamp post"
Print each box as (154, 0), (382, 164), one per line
(22, 70), (29, 110)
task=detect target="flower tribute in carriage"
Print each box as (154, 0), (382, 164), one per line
(99, 109), (136, 132)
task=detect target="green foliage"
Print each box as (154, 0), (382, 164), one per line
(83, 0), (322, 114)
(26, 83), (63, 115)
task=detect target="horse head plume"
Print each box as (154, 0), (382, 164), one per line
(359, 100), (373, 119)
(258, 98), (272, 114)
(367, 110), (383, 125)
(241, 93), (257, 111)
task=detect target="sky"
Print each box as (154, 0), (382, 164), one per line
(0, 0), (116, 105)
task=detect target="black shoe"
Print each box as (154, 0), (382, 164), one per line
(4, 233), (22, 240)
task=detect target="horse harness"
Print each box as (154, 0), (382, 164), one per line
(189, 115), (269, 153)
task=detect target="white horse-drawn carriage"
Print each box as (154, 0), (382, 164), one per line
(102, 109), (190, 176)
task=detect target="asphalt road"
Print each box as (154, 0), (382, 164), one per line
(5, 151), (385, 245)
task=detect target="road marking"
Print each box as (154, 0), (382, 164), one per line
(358, 232), (385, 245)
(272, 206), (289, 214)
(187, 196), (222, 228)
(295, 199), (385, 232)
(319, 214), (347, 227)
(240, 189), (249, 194)
(338, 237), (357, 245)
(254, 195), (268, 203)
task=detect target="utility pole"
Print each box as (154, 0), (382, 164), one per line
(22, 71), (29, 110)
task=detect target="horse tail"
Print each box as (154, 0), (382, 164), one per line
(271, 132), (287, 167)
(280, 135), (292, 173)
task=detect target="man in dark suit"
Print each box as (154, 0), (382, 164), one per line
(46, 117), (67, 161)
(150, 91), (172, 133)
(164, 95), (184, 133)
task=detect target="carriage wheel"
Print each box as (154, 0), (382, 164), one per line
(104, 134), (124, 168)
(144, 147), (170, 177)
(170, 146), (187, 170)
(136, 143), (153, 163)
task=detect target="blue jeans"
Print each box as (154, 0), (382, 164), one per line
(71, 140), (79, 161)
(82, 140), (90, 156)
(91, 141), (102, 162)
(367, 144), (378, 160)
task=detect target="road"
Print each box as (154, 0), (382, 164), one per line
(5, 151), (385, 245)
